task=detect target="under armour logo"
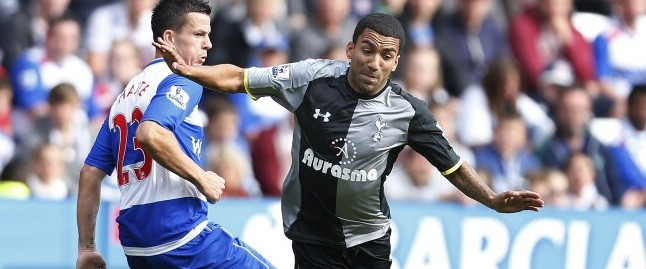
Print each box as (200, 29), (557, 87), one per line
(313, 109), (331, 122)
(372, 115), (386, 142)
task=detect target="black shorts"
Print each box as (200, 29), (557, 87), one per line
(292, 229), (392, 269)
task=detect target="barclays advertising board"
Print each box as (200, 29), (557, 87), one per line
(0, 198), (644, 269)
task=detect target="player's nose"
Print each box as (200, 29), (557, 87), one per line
(203, 38), (212, 50)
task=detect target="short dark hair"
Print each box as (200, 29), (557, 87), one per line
(352, 13), (405, 54)
(151, 0), (212, 41)
(628, 84), (646, 105)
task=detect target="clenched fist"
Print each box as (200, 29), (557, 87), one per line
(198, 171), (226, 204)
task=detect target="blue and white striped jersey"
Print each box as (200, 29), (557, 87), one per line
(85, 58), (208, 256)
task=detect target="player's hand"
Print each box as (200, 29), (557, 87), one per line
(77, 249), (107, 269)
(152, 37), (193, 76)
(200, 171), (226, 204)
(489, 190), (544, 213)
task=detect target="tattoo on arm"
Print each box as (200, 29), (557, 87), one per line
(445, 163), (495, 208)
(83, 209), (98, 250)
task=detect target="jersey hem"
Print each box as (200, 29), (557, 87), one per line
(122, 220), (208, 256)
(285, 232), (347, 249)
(344, 225), (390, 248)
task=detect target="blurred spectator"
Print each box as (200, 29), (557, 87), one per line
(385, 147), (459, 202)
(208, 143), (260, 198)
(84, 0), (155, 79)
(20, 83), (91, 194)
(10, 14), (93, 118)
(0, 78), (15, 172)
(593, 0), (646, 117)
(0, 157), (31, 200)
(88, 40), (143, 128)
(249, 115), (293, 196)
(321, 45), (348, 60)
(475, 111), (542, 193)
(26, 143), (70, 200)
(509, 0), (596, 94)
(0, 76), (14, 136)
(436, 0), (510, 92)
(290, 0), (356, 61)
(207, 0), (288, 67)
(539, 86), (623, 205)
(565, 153), (609, 210)
(228, 35), (292, 136)
(256, 35), (291, 67)
(609, 85), (646, 191)
(377, 0), (408, 17)
(204, 97), (261, 197)
(527, 169), (570, 208)
(398, 47), (454, 108)
(204, 98), (251, 162)
(239, 37), (294, 196)
(457, 57), (555, 148)
(398, 0), (443, 50)
(0, 0), (73, 70)
(68, 0), (120, 27)
(536, 59), (576, 109)
(385, 104), (476, 203)
(430, 103), (475, 165)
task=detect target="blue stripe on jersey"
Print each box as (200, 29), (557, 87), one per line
(85, 118), (116, 175)
(143, 74), (204, 164)
(117, 197), (208, 247)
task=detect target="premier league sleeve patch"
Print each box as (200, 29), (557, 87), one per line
(271, 64), (290, 80)
(166, 85), (190, 110)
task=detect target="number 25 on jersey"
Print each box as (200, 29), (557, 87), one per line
(113, 107), (153, 187)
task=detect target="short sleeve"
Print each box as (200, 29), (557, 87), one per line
(406, 98), (462, 176)
(85, 118), (116, 175)
(142, 75), (203, 131)
(244, 59), (349, 111)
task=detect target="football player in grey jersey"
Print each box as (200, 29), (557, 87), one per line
(154, 12), (544, 269)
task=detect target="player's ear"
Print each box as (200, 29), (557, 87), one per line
(392, 55), (400, 72)
(346, 41), (353, 60)
(162, 30), (174, 43)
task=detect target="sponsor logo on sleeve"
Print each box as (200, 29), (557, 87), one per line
(271, 64), (290, 80)
(167, 86), (190, 110)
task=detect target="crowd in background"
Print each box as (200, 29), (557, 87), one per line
(0, 0), (645, 211)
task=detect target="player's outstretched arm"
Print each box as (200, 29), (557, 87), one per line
(152, 38), (246, 94)
(444, 162), (544, 213)
(77, 164), (108, 269)
(136, 121), (225, 203)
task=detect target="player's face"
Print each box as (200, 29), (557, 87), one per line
(346, 29), (400, 95)
(168, 12), (212, 65)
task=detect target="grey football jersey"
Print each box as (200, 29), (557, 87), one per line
(245, 59), (462, 248)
